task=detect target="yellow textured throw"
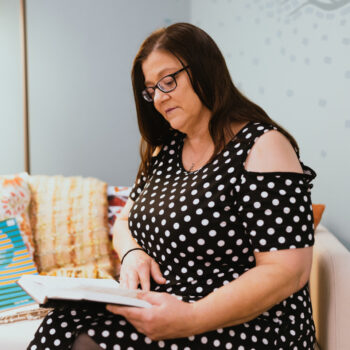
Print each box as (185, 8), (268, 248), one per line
(28, 175), (115, 278)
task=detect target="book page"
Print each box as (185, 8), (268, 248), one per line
(17, 275), (151, 308)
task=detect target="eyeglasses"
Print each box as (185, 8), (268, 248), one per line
(142, 66), (189, 102)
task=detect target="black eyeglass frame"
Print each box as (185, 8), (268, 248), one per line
(142, 66), (189, 102)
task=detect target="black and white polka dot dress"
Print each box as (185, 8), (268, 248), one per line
(28, 122), (317, 350)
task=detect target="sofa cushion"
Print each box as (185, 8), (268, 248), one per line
(28, 175), (115, 278)
(107, 186), (130, 237)
(312, 204), (325, 229)
(0, 173), (35, 258)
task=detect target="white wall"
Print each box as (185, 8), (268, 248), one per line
(2, 0), (349, 248)
(0, 0), (24, 174)
(191, 0), (350, 248)
(25, 0), (189, 185)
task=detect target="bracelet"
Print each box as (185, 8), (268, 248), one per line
(121, 248), (145, 265)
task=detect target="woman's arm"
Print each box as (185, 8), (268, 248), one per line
(191, 246), (312, 333)
(113, 199), (166, 290)
(112, 198), (141, 259)
(107, 246), (313, 340)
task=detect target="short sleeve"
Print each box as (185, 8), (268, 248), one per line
(235, 166), (316, 252)
(129, 172), (148, 201)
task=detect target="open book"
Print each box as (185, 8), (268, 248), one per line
(17, 275), (151, 308)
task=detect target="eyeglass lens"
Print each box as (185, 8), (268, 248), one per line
(143, 75), (177, 102)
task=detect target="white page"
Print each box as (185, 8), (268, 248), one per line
(17, 275), (151, 308)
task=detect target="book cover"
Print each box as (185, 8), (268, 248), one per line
(0, 218), (38, 313)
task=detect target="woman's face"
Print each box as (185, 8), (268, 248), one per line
(141, 49), (211, 135)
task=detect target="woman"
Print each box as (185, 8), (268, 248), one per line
(28, 22), (316, 350)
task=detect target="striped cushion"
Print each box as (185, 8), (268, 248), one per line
(28, 175), (115, 278)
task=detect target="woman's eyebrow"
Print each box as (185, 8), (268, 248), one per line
(144, 67), (179, 86)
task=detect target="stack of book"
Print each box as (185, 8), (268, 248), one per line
(0, 218), (38, 315)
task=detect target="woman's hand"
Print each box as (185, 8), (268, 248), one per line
(106, 292), (197, 340)
(119, 250), (166, 291)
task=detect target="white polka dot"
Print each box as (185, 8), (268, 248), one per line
(243, 195), (250, 202)
(197, 238), (205, 245)
(102, 330), (109, 337)
(201, 219), (209, 226)
(293, 216), (300, 222)
(144, 337), (152, 344)
(54, 339), (60, 346)
(130, 332), (138, 341)
(272, 199), (279, 206)
(88, 329), (95, 336)
(209, 230), (216, 237)
(65, 332), (72, 339)
(267, 228), (275, 235)
(49, 328), (56, 335)
(276, 217), (283, 224)
(190, 227), (197, 234)
(205, 191), (212, 198)
(213, 339), (221, 347)
(218, 240), (225, 247)
(261, 191), (268, 198)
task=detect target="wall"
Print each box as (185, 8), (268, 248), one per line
(0, 0), (24, 174)
(191, 0), (350, 248)
(25, 0), (189, 185)
(2, 0), (349, 247)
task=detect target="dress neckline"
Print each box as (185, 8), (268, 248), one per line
(177, 121), (253, 174)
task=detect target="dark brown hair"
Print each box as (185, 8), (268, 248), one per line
(131, 22), (298, 178)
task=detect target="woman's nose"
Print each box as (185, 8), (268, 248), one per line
(153, 88), (170, 104)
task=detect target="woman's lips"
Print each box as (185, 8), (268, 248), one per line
(165, 107), (178, 114)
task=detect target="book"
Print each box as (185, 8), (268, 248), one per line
(0, 218), (38, 313)
(17, 275), (152, 308)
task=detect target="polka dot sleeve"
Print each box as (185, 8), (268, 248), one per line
(235, 167), (316, 252)
(129, 172), (148, 201)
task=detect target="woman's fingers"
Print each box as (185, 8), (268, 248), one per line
(120, 269), (139, 290)
(119, 255), (165, 291)
(138, 265), (151, 291)
(127, 270), (141, 290)
(150, 260), (166, 284)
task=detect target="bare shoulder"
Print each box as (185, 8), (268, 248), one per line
(244, 129), (303, 173)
